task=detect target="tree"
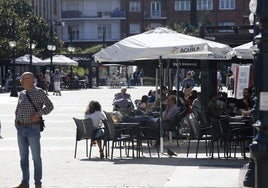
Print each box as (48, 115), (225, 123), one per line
(0, 0), (62, 60)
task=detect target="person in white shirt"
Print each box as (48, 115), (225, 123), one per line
(84, 101), (106, 158)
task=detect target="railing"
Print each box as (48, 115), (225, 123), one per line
(61, 11), (81, 18)
(144, 10), (167, 19)
(62, 10), (126, 19)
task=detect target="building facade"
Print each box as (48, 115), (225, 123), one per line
(31, 0), (251, 48)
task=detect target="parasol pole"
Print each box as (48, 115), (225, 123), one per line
(159, 56), (164, 153)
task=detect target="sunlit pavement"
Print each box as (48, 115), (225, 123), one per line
(0, 86), (248, 188)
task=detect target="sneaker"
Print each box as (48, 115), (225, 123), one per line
(14, 183), (29, 188)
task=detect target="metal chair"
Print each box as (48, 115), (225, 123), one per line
(139, 117), (160, 157)
(103, 111), (135, 159)
(73, 117), (94, 158)
(186, 113), (220, 158)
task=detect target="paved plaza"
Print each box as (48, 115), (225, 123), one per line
(0, 86), (250, 188)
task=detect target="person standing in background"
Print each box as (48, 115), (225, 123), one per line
(5, 69), (12, 92)
(44, 70), (50, 95)
(14, 72), (54, 188)
(181, 71), (195, 99)
(53, 69), (62, 96)
(217, 71), (223, 90)
(138, 68), (144, 86)
(226, 66), (233, 90)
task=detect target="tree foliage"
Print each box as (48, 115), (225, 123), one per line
(0, 0), (62, 59)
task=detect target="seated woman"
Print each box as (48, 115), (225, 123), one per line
(85, 101), (106, 158)
(137, 95), (150, 113)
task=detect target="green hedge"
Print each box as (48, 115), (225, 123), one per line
(143, 77), (157, 86)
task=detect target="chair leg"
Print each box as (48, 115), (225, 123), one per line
(196, 140), (200, 158)
(74, 141), (78, 158)
(186, 139), (191, 157)
(86, 139), (88, 157)
(103, 140), (110, 159)
(156, 144), (160, 158)
(111, 141), (115, 160)
(89, 140), (93, 158)
(210, 140), (214, 159)
(120, 141), (122, 159)
(216, 141), (220, 158)
(147, 140), (152, 157)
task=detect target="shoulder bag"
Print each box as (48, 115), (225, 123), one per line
(26, 93), (45, 132)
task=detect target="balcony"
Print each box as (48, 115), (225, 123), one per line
(62, 10), (126, 19)
(62, 11), (81, 18)
(144, 10), (167, 19)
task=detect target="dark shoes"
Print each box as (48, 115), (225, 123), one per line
(35, 184), (42, 188)
(14, 183), (29, 188)
(14, 183), (41, 188)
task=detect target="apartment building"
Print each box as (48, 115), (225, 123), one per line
(31, 0), (251, 48)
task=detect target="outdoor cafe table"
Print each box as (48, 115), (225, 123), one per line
(115, 115), (153, 158)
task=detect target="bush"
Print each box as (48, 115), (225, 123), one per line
(143, 77), (156, 86)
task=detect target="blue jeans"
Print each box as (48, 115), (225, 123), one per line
(17, 124), (42, 185)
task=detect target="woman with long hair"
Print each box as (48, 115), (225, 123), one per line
(85, 101), (105, 158)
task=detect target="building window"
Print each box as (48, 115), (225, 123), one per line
(69, 25), (79, 40)
(151, 1), (161, 17)
(219, 0), (235, 10)
(130, 24), (141, 34)
(197, 0), (213, 10)
(219, 22), (235, 32)
(130, 1), (140, 12)
(98, 25), (111, 40)
(175, 0), (191, 11)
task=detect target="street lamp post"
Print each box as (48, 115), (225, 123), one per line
(67, 46), (75, 78)
(29, 18), (34, 72)
(47, 44), (56, 71)
(68, 26), (75, 79)
(47, 22), (56, 71)
(9, 17), (18, 97)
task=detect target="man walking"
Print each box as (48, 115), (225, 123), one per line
(14, 72), (54, 188)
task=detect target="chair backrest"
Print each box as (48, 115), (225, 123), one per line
(103, 111), (117, 140)
(206, 115), (223, 139)
(73, 117), (94, 141)
(186, 113), (200, 139)
(141, 117), (160, 139)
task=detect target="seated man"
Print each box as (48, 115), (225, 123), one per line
(207, 91), (222, 119)
(162, 95), (179, 132)
(236, 88), (255, 116)
(112, 87), (134, 111)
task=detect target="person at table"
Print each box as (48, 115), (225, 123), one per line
(236, 88), (255, 115)
(207, 91), (222, 119)
(85, 100), (105, 158)
(137, 95), (150, 113)
(192, 91), (202, 119)
(155, 86), (169, 111)
(113, 87), (134, 111)
(162, 95), (179, 132)
(148, 89), (156, 104)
